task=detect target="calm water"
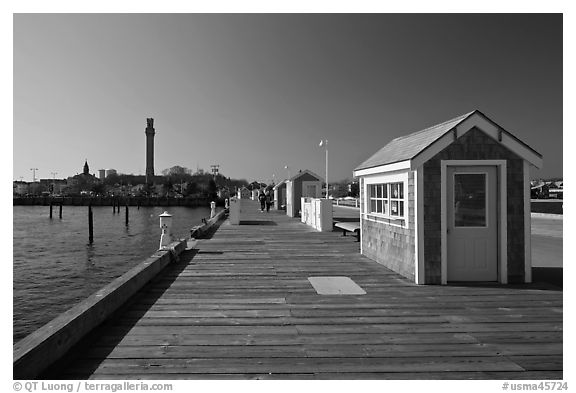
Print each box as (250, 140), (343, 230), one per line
(13, 205), (215, 343)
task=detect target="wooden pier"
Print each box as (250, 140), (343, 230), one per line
(48, 200), (562, 379)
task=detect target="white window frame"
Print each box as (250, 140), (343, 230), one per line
(452, 171), (490, 229)
(363, 171), (409, 225)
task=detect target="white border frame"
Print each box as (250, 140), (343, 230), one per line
(415, 166), (425, 284)
(441, 160), (507, 285)
(523, 161), (532, 283)
(363, 171), (409, 226)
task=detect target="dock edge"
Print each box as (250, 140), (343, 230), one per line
(13, 238), (188, 379)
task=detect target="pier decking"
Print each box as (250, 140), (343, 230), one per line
(50, 200), (562, 379)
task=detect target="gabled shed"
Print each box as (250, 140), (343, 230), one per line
(286, 170), (323, 217)
(353, 110), (542, 285)
(237, 187), (251, 199)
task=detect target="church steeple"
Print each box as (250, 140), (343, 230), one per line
(83, 159), (89, 175)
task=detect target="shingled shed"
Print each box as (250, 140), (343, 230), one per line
(286, 170), (322, 218)
(353, 110), (542, 285)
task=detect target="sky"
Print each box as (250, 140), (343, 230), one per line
(12, 13), (563, 184)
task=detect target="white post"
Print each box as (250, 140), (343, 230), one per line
(225, 198), (229, 209)
(159, 211), (173, 249)
(210, 201), (216, 218)
(325, 140), (328, 199)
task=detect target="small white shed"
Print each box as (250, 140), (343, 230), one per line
(353, 110), (542, 285)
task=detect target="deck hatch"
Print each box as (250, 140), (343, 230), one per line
(308, 276), (366, 295)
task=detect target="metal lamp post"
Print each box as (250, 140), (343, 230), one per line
(319, 140), (328, 198)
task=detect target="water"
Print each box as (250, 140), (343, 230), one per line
(13, 205), (216, 343)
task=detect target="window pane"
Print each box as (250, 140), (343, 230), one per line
(454, 174), (486, 227)
(382, 184), (388, 198)
(370, 185), (377, 197)
(398, 183), (404, 199)
(383, 200), (388, 214)
(376, 185), (382, 198)
(399, 201), (404, 216)
(376, 200), (382, 213)
(370, 199), (377, 213)
(391, 201), (398, 216)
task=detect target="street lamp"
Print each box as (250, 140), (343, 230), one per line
(284, 165), (291, 179)
(30, 168), (38, 183)
(319, 139), (328, 199)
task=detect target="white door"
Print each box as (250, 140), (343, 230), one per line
(447, 166), (498, 281)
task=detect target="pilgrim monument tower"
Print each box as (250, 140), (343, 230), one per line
(145, 118), (155, 184)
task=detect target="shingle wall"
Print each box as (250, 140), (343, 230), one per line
(423, 127), (525, 284)
(361, 172), (416, 281)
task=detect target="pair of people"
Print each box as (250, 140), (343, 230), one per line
(258, 190), (272, 212)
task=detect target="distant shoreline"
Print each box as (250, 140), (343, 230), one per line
(13, 195), (221, 208)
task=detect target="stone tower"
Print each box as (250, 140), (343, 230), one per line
(83, 160), (89, 175)
(145, 118), (155, 184)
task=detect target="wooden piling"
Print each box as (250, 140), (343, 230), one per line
(59, 203), (62, 219)
(49, 202), (53, 219)
(125, 203), (129, 226)
(88, 205), (94, 244)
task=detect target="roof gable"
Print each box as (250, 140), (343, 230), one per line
(355, 112), (475, 171)
(354, 110), (542, 175)
(273, 180), (287, 189)
(288, 169), (322, 182)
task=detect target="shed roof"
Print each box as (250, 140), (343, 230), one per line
(273, 180), (287, 190)
(354, 110), (542, 173)
(288, 169), (322, 182)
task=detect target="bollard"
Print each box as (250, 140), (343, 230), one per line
(210, 201), (216, 219)
(88, 205), (94, 244)
(224, 198), (229, 209)
(159, 211), (173, 249)
(59, 203), (62, 219)
(49, 202), (53, 219)
(125, 203), (129, 226)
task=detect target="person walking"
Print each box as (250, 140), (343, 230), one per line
(265, 190), (272, 212)
(258, 189), (266, 212)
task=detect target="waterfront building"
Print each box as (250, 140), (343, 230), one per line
(285, 169), (322, 218)
(67, 160), (101, 195)
(353, 110), (542, 285)
(13, 181), (29, 196)
(105, 169), (117, 177)
(98, 169), (106, 180)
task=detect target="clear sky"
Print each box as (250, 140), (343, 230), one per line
(13, 13), (562, 184)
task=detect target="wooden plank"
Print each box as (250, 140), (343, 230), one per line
(63, 356), (526, 375)
(91, 332), (481, 347)
(60, 371), (563, 380)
